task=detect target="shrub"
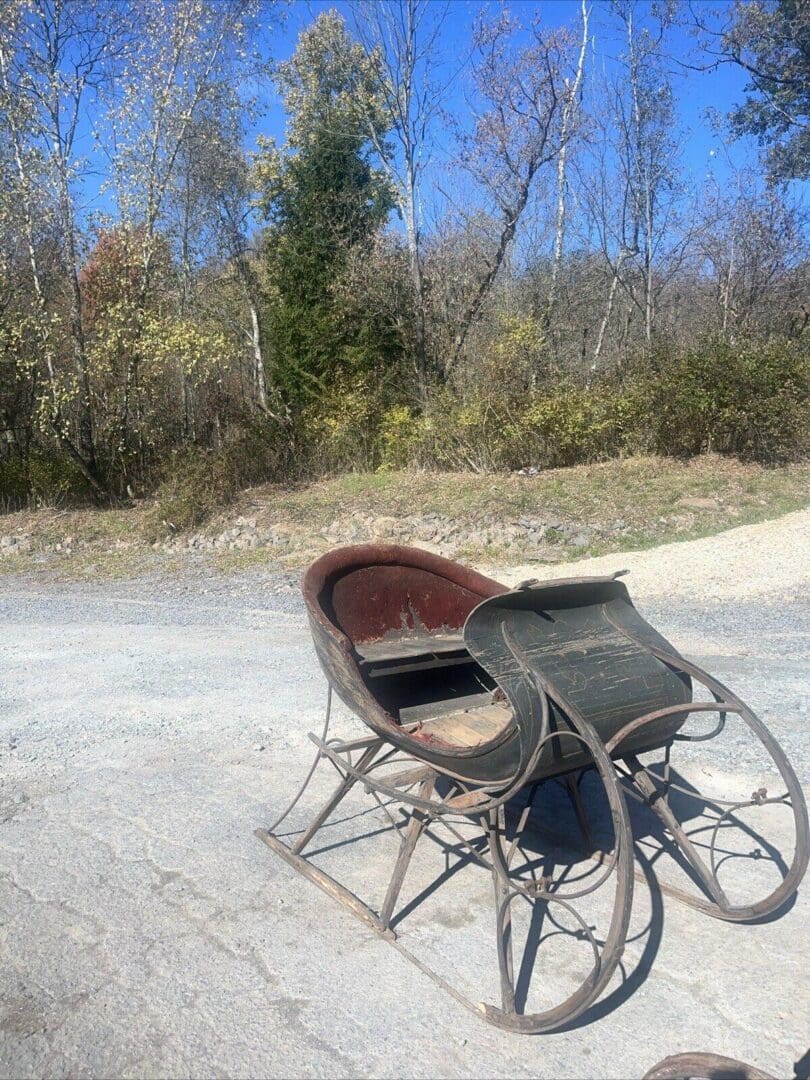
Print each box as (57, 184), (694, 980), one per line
(297, 375), (392, 474)
(0, 457), (29, 510)
(0, 451), (91, 510)
(514, 387), (642, 468)
(146, 450), (240, 536)
(378, 405), (422, 470)
(376, 386), (644, 472)
(145, 417), (288, 537)
(647, 337), (809, 462)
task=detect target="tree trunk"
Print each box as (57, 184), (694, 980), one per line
(545, 0), (589, 341)
(590, 250), (628, 384)
(57, 157), (97, 474)
(0, 40), (105, 498)
(249, 299), (269, 413)
(644, 177), (654, 344)
(721, 234), (735, 339)
(404, 185), (428, 401)
(449, 170), (536, 372)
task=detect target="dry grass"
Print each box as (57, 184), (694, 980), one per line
(1, 455), (807, 576)
(233, 453), (809, 537)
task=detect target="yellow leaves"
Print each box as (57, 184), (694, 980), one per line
(483, 311), (547, 386)
(140, 314), (228, 380)
(33, 371), (80, 437)
(251, 137), (284, 215)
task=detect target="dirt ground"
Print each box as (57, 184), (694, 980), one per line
(1, 511), (808, 1078)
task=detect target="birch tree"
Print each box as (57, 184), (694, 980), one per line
(0, 0), (122, 494)
(102, 0), (265, 468)
(447, 12), (577, 373)
(175, 123), (276, 419)
(544, 0), (590, 330)
(575, 1), (680, 377)
(350, 0), (451, 399)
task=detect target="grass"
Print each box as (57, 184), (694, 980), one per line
(236, 455), (807, 523)
(0, 549), (158, 581)
(0, 454), (807, 575)
(234, 454), (809, 549)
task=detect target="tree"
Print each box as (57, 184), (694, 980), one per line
(350, 0), (452, 399)
(572, 1), (686, 376)
(545, 0), (590, 330)
(0, 0), (123, 495)
(101, 0), (266, 478)
(172, 119), (279, 421)
(255, 11), (394, 403)
(447, 11), (577, 372)
(697, 171), (808, 338)
(694, 0), (810, 183)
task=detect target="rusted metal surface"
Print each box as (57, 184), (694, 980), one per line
(642, 1052), (775, 1079)
(259, 544), (810, 1034)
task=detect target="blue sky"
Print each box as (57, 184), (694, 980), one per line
(252, 0), (778, 189)
(71, 1), (805, 234)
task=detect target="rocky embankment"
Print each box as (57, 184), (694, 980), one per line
(163, 509), (621, 556)
(0, 509), (645, 563)
(0, 485), (741, 567)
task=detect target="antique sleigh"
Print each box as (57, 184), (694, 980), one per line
(257, 544), (808, 1033)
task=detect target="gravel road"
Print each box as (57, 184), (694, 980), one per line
(1, 511), (808, 1079)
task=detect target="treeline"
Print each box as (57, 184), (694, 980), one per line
(0, 0), (808, 512)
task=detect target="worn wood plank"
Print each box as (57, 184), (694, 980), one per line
(355, 632), (465, 663)
(402, 700), (511, 748)
(366, 654), (473, 679)
(399, 692), (493, 725)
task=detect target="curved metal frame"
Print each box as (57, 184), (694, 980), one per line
(603, 629), (809, 922)
(642, 1051), (774, 1080)
(258, 681), (635, 1034)
(257, 560), (809, 1035)
(480, 720), (633, 1033)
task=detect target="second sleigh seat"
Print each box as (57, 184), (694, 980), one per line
(461, 576), (695, 779)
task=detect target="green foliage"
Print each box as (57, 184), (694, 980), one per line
(354, 337), (809, 474)
(516, 389), (644, 467)
(297, 374), (389, 473)
(145, 419), (288, 537)
(257, 11), (395, 404)
(0, 452), (91, 509)
(370, 385), (634, 472)
(146, 450), (240, 536)
(725, 0), (810, 182)
(379, 405), (423, 470)
(647, 337), (809, 461)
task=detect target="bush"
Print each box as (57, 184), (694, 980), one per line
(4, 336), (803, 528)
(146, 450), (240, 536)
(145, 417), (288, 537)
(377, 386), (644, 472)
(377, 391), (507, 471)
(513, 387), (644, 468)
(367, 337), (806, 472)
(297, 375), (392, 474)
(647, 337), (809, 462)
(0, 457), (29, 510)
(378, 405), (422, 470)
(0, 451), (91, 510)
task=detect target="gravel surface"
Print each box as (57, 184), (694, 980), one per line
(499, 506), (810, 602)
(1, 513), (808, 1078)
